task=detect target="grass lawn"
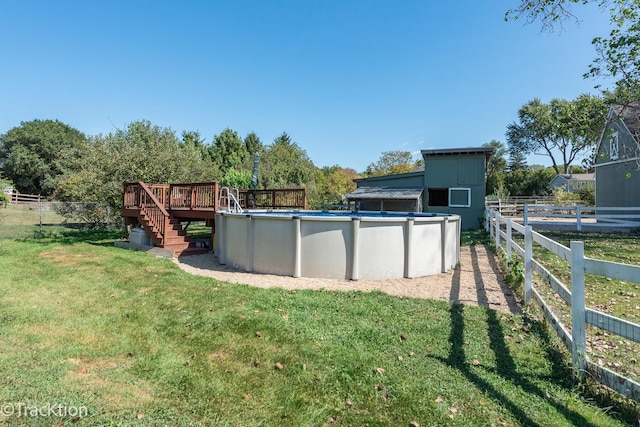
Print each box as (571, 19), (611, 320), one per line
(506, 230), (640, 388)
(0, 229), (636, 426)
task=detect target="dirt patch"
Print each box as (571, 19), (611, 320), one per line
(40, 246), (110, 269)
(174, 245), (520, 314)
(64, 357), (152, 406)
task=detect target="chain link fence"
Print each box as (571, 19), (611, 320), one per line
(0, 201), (116, 240)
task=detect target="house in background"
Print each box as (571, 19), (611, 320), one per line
(550, 172), (595, 193)
(346, 147), (493, 229)
(593, 104), (640, 207)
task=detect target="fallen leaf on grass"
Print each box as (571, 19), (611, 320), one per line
(450, 407), (457, 414)
(255, 331), (262, 338)
(275, 362), (284, 370)
(398, 355), (403, 361)
(374, 367), (385, 374)
(136, 413), (144, 419)
(472, 359), (480, 366)
(329, 416), (339, 423)
(400, 335), (407, 341)
(345, 398), (353, 406)
(410, 421), (420, 427)
(435, 396), (443, 403)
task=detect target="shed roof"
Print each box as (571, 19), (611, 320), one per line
(421, 147), (494, 157)
(555, 173), (595, 182)
(345, 186), (424, 201)
(612, 103), (640, 134)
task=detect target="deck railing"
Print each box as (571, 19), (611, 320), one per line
(124, 183), (305, 214)
(136, 182), (170, 245)
(169, 182), (218, 210)
(239, 188), (307, 210)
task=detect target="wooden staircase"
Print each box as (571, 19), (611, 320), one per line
(126, 182), (208, 257)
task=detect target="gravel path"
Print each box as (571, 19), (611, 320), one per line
(174, 244), (520, 314)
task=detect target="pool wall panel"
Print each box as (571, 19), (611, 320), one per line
(300, 219), (352, 279)
(252, 217), (295, 276)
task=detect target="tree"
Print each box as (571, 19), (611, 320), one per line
(313, 165), (359, 208)
(261, 132), (316, 191)
(0, 119), (88, 195)
(55, 120), (218, 224)
(244, 132), (262, 157)
(506, 95), (607, 174)
(210, 128), (247, 174)
(483, 140), (508, 195)
(364, 151), (418, 177)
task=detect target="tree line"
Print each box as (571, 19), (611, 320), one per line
(0, 119), (369, 219)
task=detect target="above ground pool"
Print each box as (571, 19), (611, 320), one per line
(214, 210), (460, 280)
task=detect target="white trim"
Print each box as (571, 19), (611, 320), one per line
(449, 187), (471, 208)
(593, 156), (640, 168)
(610, 131), (619, 160)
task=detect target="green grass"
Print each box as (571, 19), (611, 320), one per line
(0, 204), (71, 240)
(499, 230), (640, 390)
(0, 230), (636, 425)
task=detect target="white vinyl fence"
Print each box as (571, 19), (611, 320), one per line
(523, 205), (640, 231)
(486, 207), (640, 400)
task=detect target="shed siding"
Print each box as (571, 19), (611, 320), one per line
(424, 153), (487, 230)
(596, 161), (640, 207)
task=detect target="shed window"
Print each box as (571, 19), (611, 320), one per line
(610, 131), (619, 160)
(428, 188), (448, 206)
(449, 188), (471, 207)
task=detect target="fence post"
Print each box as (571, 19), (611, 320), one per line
(39, 195), (43, 235)
(485, 207), (489, 232)
(576, 205), (582, 232)
(571, 241), (587, 381)
(506, 218), (512, 261)
(523, 204), (529, 227)
(495, 212), (501, 250)
(524, 226), (532, 305)
(489, 209), (494, 240)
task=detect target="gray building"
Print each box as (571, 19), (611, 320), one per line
(550, 172), (595, 193)
(347, 147), (493, 229)
(593, 104), (640, 207)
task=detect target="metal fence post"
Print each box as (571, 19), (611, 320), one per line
(524, 226), (532, 305)
(523, 204), (529, 227)
(571, 241), (587, 381)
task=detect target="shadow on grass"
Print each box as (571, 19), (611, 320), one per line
(16, 224), (125, 246)
(461, 229), (490, 247)
(439, 242), (605, 426)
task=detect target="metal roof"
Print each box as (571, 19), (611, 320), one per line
(421, 147), (494, 157)
(345, 186), (424, 200)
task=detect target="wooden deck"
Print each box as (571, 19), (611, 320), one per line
(121, 182), (306, 256)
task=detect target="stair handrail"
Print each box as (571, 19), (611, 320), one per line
(219, 186), (243, 214)
(138, 181), (171, 245)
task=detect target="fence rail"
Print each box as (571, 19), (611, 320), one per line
(9, 193), (43, 204)
(486, 207), (640, 400)
(523, 205), (640, 231)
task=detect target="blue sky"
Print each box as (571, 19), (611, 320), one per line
(0, 0), (614, 173)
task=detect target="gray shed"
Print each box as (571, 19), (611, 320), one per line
(593, 104), (640, 207)
(347, 147), (493, 229)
